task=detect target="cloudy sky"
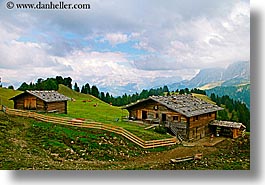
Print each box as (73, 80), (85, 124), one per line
(0, 0), (249, 95)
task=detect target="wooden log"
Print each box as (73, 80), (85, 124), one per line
(170, 156), (194, 163)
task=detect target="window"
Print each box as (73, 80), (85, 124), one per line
(173, 116), (179, 121)
(154, 105), (158, 110)
(193, 116), (199, 121)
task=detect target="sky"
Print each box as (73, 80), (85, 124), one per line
(0, 0), (250, 95)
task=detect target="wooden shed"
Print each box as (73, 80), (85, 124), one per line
(123, 94), (223, 141)
(209, 120), (246, 139)
(10, 90), (70, 114)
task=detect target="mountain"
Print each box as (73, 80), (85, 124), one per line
(99, 76), (183, 96)
(168, 61), (250, 90)
(166, 61), (250, 108)
(223, 61), (250, 81)
(187, 68), (224, 88)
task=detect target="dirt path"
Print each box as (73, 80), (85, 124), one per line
(110, 137), (226, 169)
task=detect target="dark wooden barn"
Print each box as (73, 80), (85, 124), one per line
(123, 94), (223, 141)
(209, 120), (246, 139)
(10, 90), (70, 114)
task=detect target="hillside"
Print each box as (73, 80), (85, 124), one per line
(192, 93), (216, 105)
(57, 84), (173, 140)
(0, 87), (22, 108)
(0, 111), (250, 170)
(0, 85), (250, 170)
(58, 84), (128, 123)
(206, 84), (250, 109)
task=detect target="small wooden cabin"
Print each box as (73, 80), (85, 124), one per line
(10, 90), (70, 114)
(123, 94), (223, 141)
(209, 120), (246, 139)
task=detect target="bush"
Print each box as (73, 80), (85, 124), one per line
(154, 125), (167, 134)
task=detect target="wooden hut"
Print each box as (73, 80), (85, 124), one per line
(123, 94), (223, 141)
(209, 120), (246, 139)
(10, 90), (70, 114)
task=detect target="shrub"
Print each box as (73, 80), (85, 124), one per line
(154, 125), (167, 134)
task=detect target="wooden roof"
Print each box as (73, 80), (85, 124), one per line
(123, 94), (223, 117)
(209, 120), (246, 129)
(10, 90), (70, 103)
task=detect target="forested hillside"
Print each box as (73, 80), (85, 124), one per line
(206, 84), (250, 109)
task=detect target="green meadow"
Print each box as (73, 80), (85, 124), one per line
(0, 87), (22, 108)
(57, 85), (172, 140)
(0, 85), (172, 140)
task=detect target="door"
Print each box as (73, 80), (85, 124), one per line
(162, 114), (167, 122)
(24, 98), (36, 110)
(142, 110), (147, 119)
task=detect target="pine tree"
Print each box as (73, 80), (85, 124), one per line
(73, 82), (80, 92)
(91, 85), (99, 98)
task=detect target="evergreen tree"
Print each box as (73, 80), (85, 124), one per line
(18, 82), (29, 91)
(63, 77), (72, 89)
(163, 85), (170, 95)
(8, 85), (14, 90)
(100, 92), (105, 101)
(84, 83), (90, 94)
(217, 109), (229, 121)
(81, 85), (85, 93)
(55, 76), (64, 85)
(179, 89), (185, 94)
(91, 85), (99, 98)
(105, 92), (111, 103)
(42, 78), (58, 90)
(73, 82), (80, 92)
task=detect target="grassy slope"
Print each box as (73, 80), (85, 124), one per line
(0, 112), (249, 170)
(192, 93), (216, 104)
(0, 87), (22, 108)
(58, 84), (127, 122)
(58, 84), (172, 140)
(0, 112), (173, 169)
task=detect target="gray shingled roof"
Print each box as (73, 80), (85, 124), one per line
(10, 90), (70, 102)
(209, 120), (246, 129)
(124, 94), (223, 117)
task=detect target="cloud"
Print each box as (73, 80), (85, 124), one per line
(0, 0), (249, 94)
(101, 33), (128, 46)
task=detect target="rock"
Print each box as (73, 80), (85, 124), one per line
(194, 153), (203, 160)
(51, 153), (59, 157)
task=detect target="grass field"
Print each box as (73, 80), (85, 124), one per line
(0, 87), (22, 108)
(0, 85), (218, 140)
(0, 87), (250, 170)
(57, 85), (172, 140)
(0, 85), (172, 140)
(192, 93), (216, 104)
(0, 112), (176, 169)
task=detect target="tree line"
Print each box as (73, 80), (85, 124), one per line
(18, 76), (72, 91)
(210, 93), (250, 132)
(77, 83), (171, 106)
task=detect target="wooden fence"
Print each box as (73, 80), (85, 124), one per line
(2, 107), (177, 149)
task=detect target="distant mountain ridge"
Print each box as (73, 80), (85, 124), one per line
(168, 61), (250, 90)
